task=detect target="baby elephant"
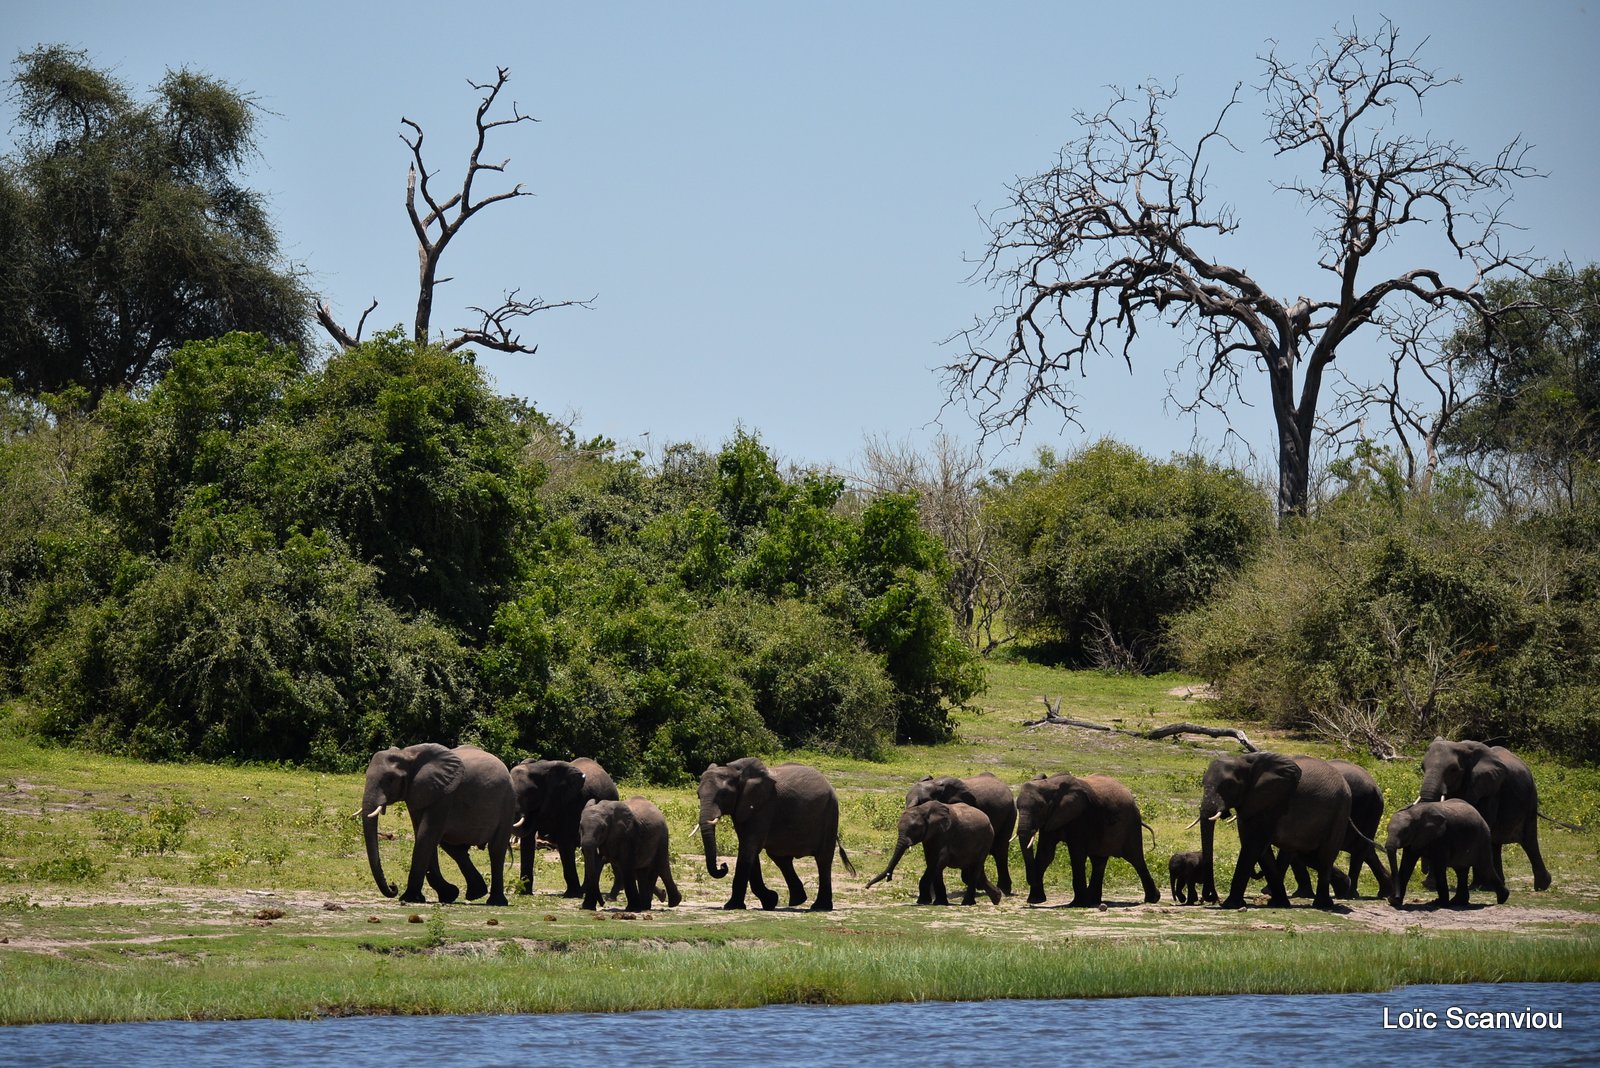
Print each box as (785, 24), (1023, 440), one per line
(1386, 799), (1508, 908)
(867, 800), (1001, 905)
(578, 798), (682, 911)
(1169, 851), (1205, 904)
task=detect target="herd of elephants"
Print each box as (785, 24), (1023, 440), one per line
(357, 739), (1553, 915)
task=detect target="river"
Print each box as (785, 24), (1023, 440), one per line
(1, 982), (1593, 1066)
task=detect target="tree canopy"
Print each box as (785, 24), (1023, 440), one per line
(944, 21), (1536, 518)
(0, 46), (309, 399)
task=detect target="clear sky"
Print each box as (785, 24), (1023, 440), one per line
(6, 1), (1597, 475)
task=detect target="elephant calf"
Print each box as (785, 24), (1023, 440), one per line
(1169, 851), (1205, 905)
(578, 797), (681, 912)
(1387, 799), (1508, 909)
(867, 800), (1001, 905)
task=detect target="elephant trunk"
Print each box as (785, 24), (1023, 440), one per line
(1014, 814), (1038, 889)
(1418, 767), (1446, 803)
(1387, 845), (1404, 905)
(699, 808), (728, 879)
(1199, 794), (1224, 903)
(866, 834), (913, 889)
(362, 785), (397, 898)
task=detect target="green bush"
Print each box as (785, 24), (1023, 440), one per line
(984, 440), (1270, 669)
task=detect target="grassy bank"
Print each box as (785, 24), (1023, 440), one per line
(2, 662), (1597, 1023)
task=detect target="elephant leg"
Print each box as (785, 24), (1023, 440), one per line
(1431, 850), (1451, 906)
(1077, 855), (1108, 907)
(1450, 864), (1473, 907)
(1523, 818), (1552, 891)
(558, 844), (584, 898)
(627, 869), (650, 912)
(1389, 848), (1418, 908)
(810, 849), (835, 912)
(773, 855), (808, 908)
(1310, 854), (1338, 910)
(1027, 837), (1057, 905)
(1129, 852), (1161, 905)
(992, 842), (1013, 896)
(1361, 844), (1393, 900)
(441, 843), (488, 900)
(579, 847), (605, 911)
(735, 849), (779, 911)
(931, 864), (950, 906)
(916, 866), (935, 905)
(407, 835), (446, 905)
(659, 858), (682, 908)
(1066, 846), (1090, 906)
(485, 836), (509, 907)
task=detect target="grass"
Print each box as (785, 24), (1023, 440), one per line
(1, 663), (1597, 1022)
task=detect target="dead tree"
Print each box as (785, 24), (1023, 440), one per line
(317, 67), (588, 352)
(943, 20), (1537, 518)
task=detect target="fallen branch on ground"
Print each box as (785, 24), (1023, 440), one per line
(1024, 697), (1259, 752)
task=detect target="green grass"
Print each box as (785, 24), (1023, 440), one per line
(1, 663), (1597, 1023)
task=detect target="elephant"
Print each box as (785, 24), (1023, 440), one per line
(1258, 760), (1391, 899)
(866, 800), (1001, 905)
(1419, 738), (1551, 891)
(1015, 772), (1160, 907)
(1169, 850), (1204, 905)
(1251, 851), (1352, 899)
(578, 797), (682, 912)
(1198, 751), (1351, 910)
(510, 757), (619, 896)
(360, 743), (515, 906)
(698, 758), (854, 911)
(1386, 799), (1509, 908)
(904, 773), (1017, 899)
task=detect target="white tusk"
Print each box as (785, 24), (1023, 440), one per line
(1207, 812), (1223, 822)
(1183, 816), (1200, 830)
(513, 816), (524, 829)
(1223, 814), (1237, 824)
(705, 816), (720, 827)
(367, 805), (385, 818)
(351, 809), (363, 820)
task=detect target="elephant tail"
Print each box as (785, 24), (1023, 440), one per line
(1141, 821), (1156, 849)
(837, 842), (857, 876)
(1346, 818), (1381, 850)
(1537, 809), (1583, 832)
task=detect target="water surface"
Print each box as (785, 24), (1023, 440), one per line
(2, 982), (1593, 1067)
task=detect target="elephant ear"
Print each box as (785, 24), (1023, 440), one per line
(736, 760), (777, 814)
(1468, 756), (1506, 802)
(608, 802), (638, 850)
(935, 777), (979, 807)
(1243, 753), (1302, 817)
(408, 745), (464, 811)
(925, 802), (953, 835)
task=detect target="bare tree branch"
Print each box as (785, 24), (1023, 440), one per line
(944, 19), (1539, 517)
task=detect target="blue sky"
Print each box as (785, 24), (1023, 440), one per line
(6, 2), (1597, 474)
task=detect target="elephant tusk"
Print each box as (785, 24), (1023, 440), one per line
(350, 809), (363, 820)
(367, 805), (386, 818)
(512, 816), (524, 829)
(1207, 812), (1223, 822)
(705, 816), (720, 827)
(1183, 816), (1200, 830)
(1222, 814), (1237, 824)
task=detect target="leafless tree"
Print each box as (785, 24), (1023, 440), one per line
(943, 21), (1537, 517)
(856, 433), (1015, 654)
(317, 67), (589, 352)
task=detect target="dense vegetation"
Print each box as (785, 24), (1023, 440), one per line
(0, 334), (980, 777)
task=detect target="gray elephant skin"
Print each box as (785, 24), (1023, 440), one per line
(905, 773), (1017, 899)
(1199, 751), (1351, 909)
(1419, 738), (1551, 891)
(866, 800), (1001, 905)
(1263, 759), (1392, 899)
(578, 797), (682, 911)
(510, 757), (619, 896)
(698, 758), (853, 911)
(1016, 772), (1160, 907)
(1386, 799), (1508, 908)
(361, 743), (515, 906)
(1169, 850), (1204, 904)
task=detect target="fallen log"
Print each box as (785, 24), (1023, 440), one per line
(1023, 698), (1259, 752)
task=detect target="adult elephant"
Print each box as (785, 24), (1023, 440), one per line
(1386, 799), (1508, 908)
(1419, 738), (1551, 891)
(509, 757), (618, 896)
(698, 758), (853, 911)
(1015, 772), (1160, 907)
(360, 743), (515, 906)
(866, 800), (1001, 905)
(578, 797), (681, 912)
(1269, 760), (1391, 899)
(1199, 751), (1351, 910)
(904, 773), (1017, 898)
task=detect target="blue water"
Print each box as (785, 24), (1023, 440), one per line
(1, 983), (1593, 1066)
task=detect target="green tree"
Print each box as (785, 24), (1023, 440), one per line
(985, 440), (1270, 668)
(0, 46), (309, 399)
(1443, 263), (1600, 511)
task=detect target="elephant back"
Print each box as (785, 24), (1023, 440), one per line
(764, 763), (840, 856)
(1277, 757), (1352, 854)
